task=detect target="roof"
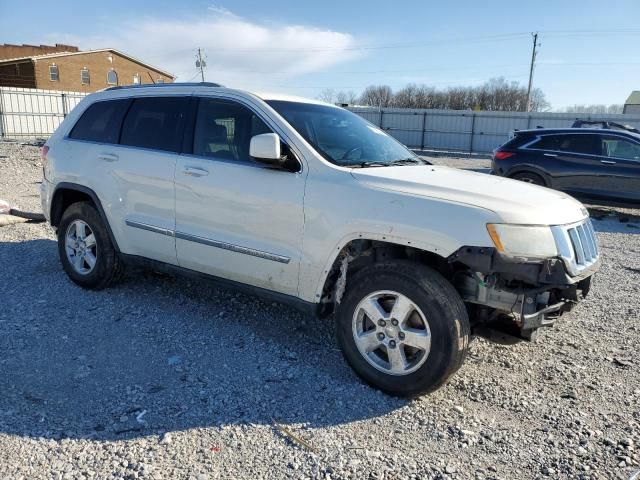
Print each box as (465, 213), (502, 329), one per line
(625, 91), (640, 105)
(98, 83), (336, 107)
(0, 48), (175, 78)
(516, 127), (640, 140)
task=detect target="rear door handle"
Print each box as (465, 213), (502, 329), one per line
(600, 159), (617, 165)
(98, 152), (119, 162)
(183, 166), (209, 177)
(543, 153), (558, 158)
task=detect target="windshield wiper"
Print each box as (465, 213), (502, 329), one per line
(388, 157), (426, 166)
(354, 161), (388, 168)
(351, 158), (426, 168)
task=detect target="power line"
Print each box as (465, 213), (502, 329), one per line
(180, 32), (532, 53)
(172, 28), (640, 55)
(257, 74), (530, 90)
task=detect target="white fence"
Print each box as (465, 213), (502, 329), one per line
(348, 106), (640, 155)
(0, 87), (87, 139)
(2, 87), (640, 154)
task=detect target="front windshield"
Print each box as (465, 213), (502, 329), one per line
(266, 100), (424, 167)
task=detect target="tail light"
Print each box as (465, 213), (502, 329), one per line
(494, 150), (515, 161)
(41, 145), (50, 180)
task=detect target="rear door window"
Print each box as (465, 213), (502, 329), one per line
(120, 97), (190, 153)
(69, 99), (130, 144)
(556, 134), (602, 155)
(529, 134), (602, 155)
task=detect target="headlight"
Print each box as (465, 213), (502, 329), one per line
(486, 224), (558, 258)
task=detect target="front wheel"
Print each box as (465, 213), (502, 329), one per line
(336, 260), (470, 397)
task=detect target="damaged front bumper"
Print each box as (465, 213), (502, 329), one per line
(448, 246), (599, 339)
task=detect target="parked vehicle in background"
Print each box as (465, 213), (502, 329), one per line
(41, 83), (599, 396)
(492, 127), (640, 204)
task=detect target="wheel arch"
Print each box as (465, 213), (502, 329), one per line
(315, 236), (452, 317)
(50, 182), (120, 252)
(506, 165), (551, 187)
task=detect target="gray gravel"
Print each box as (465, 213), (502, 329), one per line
(1, 140), (639, 480)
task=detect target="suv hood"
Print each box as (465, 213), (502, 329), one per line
(351, 165), (587, 225)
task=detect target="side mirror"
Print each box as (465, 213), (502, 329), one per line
(250, 133), (282, 166)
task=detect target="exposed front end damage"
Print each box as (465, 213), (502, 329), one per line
(448, 245), (597, 340)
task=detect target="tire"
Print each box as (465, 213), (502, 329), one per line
(336, 260), (470, 397)
(510, 171), (546, 186)
(57, 201), (122, 290)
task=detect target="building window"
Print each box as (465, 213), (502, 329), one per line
(106, 69), (118, 85)
(81, 68), (90, 85)
(133, 74), (141, 84)
(156, 78), (164, 84)
(49, 65), (59, 81)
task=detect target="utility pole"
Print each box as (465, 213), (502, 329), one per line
(195, 48), (206, 82)
(526, 32), (540, 112)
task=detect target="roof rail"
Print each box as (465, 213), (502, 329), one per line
(105, 82), (224, 91)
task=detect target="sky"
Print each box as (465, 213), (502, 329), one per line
(1, 0), (639, 110)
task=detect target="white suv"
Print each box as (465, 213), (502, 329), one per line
(40, 83), (599, 396)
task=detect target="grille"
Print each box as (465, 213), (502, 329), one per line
(551, 219), (600, 276)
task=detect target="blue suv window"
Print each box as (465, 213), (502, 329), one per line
(532, 134), (601, 156)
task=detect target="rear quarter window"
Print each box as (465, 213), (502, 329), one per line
(500, 133), (535, 149)
(528, 134), (562, 151)
(69, 99), (131, 144)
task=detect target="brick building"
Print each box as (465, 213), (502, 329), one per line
(0, 43), (79, 60)
(0, 44), (175, 92)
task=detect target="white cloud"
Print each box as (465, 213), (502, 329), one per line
(47, 8), (360, 91)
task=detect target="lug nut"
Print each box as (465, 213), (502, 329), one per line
(377, 332), (385, 341)
(398, 332), (405, 340)
(391, 319), (398, 326)
(389, 340), (396, 348)
(378, 320), (386, 327)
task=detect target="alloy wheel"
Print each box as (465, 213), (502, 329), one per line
(64, 220), (98, 275)
(352, 290), (431, 376)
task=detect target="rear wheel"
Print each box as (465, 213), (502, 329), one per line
(510, 171), (546, 186)
(336, 260), (470, 397)
(57, 202), (122, 289)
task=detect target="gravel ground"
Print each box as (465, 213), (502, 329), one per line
(1, 140), (639, 480)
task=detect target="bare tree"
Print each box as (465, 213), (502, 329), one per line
(317, 88), (336, 103)
(335, 90), (358, 105)
(565, 104), (623, 114)
(356, 78), (550, 112)
(359, 85), (394, 107)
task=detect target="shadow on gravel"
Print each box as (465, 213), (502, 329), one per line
(592, 218), (640, 235)
(0, 238), (407, 442)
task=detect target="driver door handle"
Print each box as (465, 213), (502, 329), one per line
(600, 159), (616, 165)
(183, 166), (209, 177)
